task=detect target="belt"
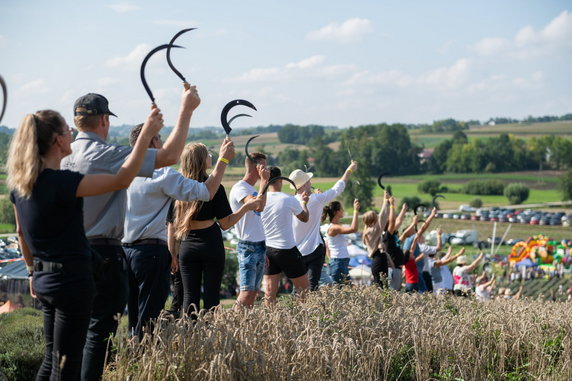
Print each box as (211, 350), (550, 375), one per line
(122, 238), (168, 247)
(34, 258), (91, 274)
(88, 238), (122, 247)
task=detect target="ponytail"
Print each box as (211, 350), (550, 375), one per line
(7, 110), (63, 198)
(322, 201), (342, 223)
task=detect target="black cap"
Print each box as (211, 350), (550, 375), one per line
(73, 93), (117, 117)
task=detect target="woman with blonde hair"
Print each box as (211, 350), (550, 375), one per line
(8, 108), (163, 380)
(170, 141), (260, 316)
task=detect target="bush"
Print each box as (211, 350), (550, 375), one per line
(0, 308), (44, 380)
(399, 196), (422, 211)
(560, 168), (572, 201)
(470, 198), (483, 208)
(504, 183), (530, 205)
(462, 180), (505, 195)
(417, 180), (442, 196)
(0, 198), (15, 225)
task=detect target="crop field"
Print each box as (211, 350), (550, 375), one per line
(102, 287), (572, 381)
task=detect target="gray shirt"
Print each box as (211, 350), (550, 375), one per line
(61, 131), (156, 239)
(123, 167), (210, 243)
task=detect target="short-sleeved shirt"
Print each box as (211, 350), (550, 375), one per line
(293, 180), (345, 256)
(261, 192), (303, 249)
(61, 131), (156, 239)
(123, 167), (210, 243)
(229, 180), (265, 242)
(453, 265), (472, 292)
(11, 169), (89, 262)
(166, 184), (232, 225)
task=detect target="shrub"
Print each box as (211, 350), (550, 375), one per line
(462, 180), (505, 195)
(559, 168), (572, 201)
(418, 180), (441, 196)
(0, 198), (15, 225)
(470, 198), (483, 208)
(0, 308), (44, 381)
(504, 183), (530, 205)
(399, 196), (421, 211)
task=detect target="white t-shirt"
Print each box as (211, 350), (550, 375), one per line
(475, 284), (492, 301)
(326, 224), (350, 259)
(261, 192), (303, 249)
(229, 180), (265, 242)
(293, 180), (345, 256)
(418, 243), (437, 272)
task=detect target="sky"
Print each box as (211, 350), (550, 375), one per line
(1, 1), (571, 130)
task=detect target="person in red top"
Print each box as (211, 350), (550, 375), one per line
(400, 211), (436, 293)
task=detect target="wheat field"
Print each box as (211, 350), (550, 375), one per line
(106, 287), (572, 381)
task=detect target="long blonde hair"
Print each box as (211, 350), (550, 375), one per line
(7, 110), (63, 198)
(174, 143), (209, 239)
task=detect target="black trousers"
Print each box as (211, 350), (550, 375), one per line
(167, 270), (184, 318)
(82, 245), (128, 381)
(371, 250), (389, 288)
(179, 223), (225, 316)
(125, 244), (171, 340)
(302, 244), (325, 291)
(34, 265), (94, 381)
(422, 271), (433, 293)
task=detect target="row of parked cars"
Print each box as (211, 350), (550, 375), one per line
(438, 207), (572, 226)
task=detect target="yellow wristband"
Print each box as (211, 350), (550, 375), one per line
(301, 201), (307, 205)
(219, 157), (229, 164)
(347, 169), (353, 173)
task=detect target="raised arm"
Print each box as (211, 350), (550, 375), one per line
(417, 207), (438, 237)
(394, 202), (408, 232)
(387, 196), (396, 233)
(466, 252), (484, 272)
(328, 199), (360, 235)
(204, 138), (235, 199)
(218, 197), (262, 231)
(255, 164), (270, 212)
(339, 161), (357, 183)
(435, 228), (443, 251)
(377, 191), (389, 232)
(295, 192), (311, 222)
(154, 86), (201, 168)
(436, 247), (464, 267)
(76, 108), (164, 197)
(399, 214), (419, 243)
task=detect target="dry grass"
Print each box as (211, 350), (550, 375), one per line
(106, 287), (572, 381)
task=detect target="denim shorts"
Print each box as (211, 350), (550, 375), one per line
(237, 240), (266, 291)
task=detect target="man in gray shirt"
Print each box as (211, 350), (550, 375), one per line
(123, 125), (234, 340)
(61, 88), (200, 381)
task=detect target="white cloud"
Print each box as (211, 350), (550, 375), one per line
(152, 19), (198, 28)
(105, 44), (150, 69)
(234, 55), (326, 82)
(473, 37), (509, 56)
(108, 1), (140, 13)
(97, 77), (120, 87)
(419, 59), (471, 89)
(477, 10), (572, 57)
(17, 79), (50, 96)
(307, 18), (373, 44)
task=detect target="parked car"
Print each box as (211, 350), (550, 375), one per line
(449, 230), (479, 245)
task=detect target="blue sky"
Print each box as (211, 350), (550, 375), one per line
(1, 1), (571, 130)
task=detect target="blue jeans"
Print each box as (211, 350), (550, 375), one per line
(236, 240), (266, 292)
(329, 258), (350, 284)
(405, 282), (419, 293)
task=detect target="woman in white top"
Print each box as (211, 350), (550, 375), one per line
(324, 199), (360, 284)
(453, 252), (484, 297)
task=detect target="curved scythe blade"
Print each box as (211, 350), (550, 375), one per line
(432, 194), (445, 208)
(245, 135), (260, 164)
(413, 204), (421, 216)
(167, 28), (196, 87)
(377, 172), (390, 190)
(228, 113), (252, 126)
(141, 44), (183, 106)
(261, 176), (297, 195)
(220, 99), (257, 136)
(0, 75), (6, 124)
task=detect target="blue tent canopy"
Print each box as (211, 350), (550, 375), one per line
(515, 258), (537, 269)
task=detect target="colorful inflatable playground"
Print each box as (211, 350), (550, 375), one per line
(508, 235), (571, 269)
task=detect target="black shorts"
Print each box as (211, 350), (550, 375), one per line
(265, 246), (306, 279)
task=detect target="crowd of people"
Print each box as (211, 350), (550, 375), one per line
(5, 88), (566, 381)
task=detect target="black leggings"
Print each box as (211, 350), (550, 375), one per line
(179, 223), (225, 316)
(371, 250), (388, 288)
